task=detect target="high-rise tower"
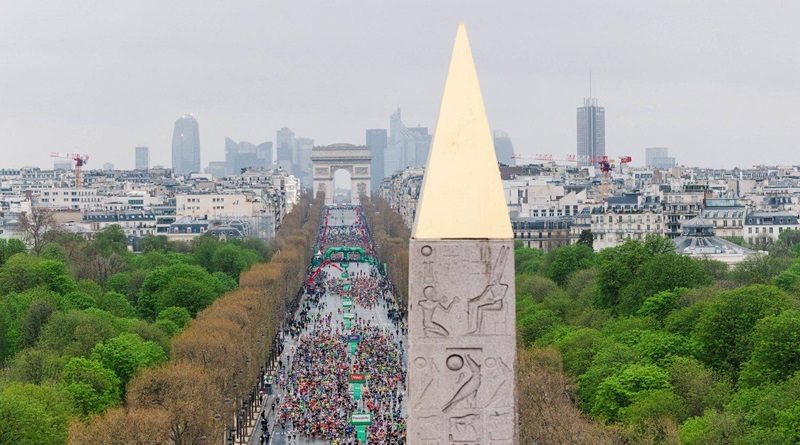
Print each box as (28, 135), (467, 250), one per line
(276, 127), (296, 174)
(135, 146), (149, 170)
(576, 98), (605, 167)
(366, 129), (387, 191)
(171, 114), (201, 175)
(493, 130), (516, 166)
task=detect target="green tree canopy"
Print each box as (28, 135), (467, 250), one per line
(38, 309), (121, 357)
(96, 291), (136, 318)
(591, 363), (672, 421)
(539, 244), (595, 286)
(156, 306), (191, 329)
(693, 284), (790, 375)
(0, 238), (26, 265)
(91, 333), (166, 386)
(618, 254), (710, 315)
(0, 383), (74, 445)
(92, 225), (128, 257)
(740, 309), (800, 387)
(514, 246), (545, 275)
(60, 357), (122, 416)
(211, 243), (259, 279)
(137, 263), (227, 319)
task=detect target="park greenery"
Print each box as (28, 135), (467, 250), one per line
(69, 196), (320, 444)
(0, 222), (271, 443)
(516, 229), (800, 444)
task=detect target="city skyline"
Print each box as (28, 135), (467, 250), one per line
(2, 1), (800, 170)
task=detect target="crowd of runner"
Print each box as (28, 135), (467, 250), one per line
(261, 205), (406, 444)
(278, 324), (353, 440)
(317, 206), (375, 254)
(352, 323), (406, 443)
(323, 270), (391, 309)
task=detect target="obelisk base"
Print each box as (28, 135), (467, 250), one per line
(407, 239), (517, 445)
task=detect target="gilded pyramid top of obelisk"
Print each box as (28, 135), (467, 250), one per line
(412, 24), (512, 240)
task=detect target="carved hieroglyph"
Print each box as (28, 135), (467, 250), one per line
(408, 239), (517, 444)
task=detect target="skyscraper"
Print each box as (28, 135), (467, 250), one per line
(135, 146), (149, 170)
(387, 108), (431, 175)
(366, 129), (387, 191)
(276, 127), (296, 174)
(492, 130), (516, 165)
(225, 138), (273, 174)
(295, 137), (314, 187)
(645, 147), (676, 169)
(408, 126), (431, 167)
(171, 114), (201, 175)
(576, 98), (605, 167)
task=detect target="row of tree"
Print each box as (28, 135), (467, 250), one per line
(362, 197), (410, 305)
(69, 196), (322, 444)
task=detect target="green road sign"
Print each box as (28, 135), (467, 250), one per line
(356, 425), (366, 443)
(351, 413), (372, 426)
(343, 312), (355, 320)
(342, 298), (353, 307)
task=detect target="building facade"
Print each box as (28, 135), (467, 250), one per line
(701, 198), (745, 239)
(745, 211), (800, 245)
(587, 194), (665, 250)
(512, 217), (572, 251)
(664, 190), (705, 239)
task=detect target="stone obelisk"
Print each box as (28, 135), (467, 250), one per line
(407, 24), (517, 445)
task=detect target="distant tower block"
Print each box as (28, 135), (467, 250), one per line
(408, 24), (518, 444)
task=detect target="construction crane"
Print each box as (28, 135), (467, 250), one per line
(511, 153), (632, 169)
(50, 152), (90, 187)
(598, 156), (633, 200)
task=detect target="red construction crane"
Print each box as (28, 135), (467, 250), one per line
(50, 152), (90, 187)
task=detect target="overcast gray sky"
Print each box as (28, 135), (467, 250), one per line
(1, 0), (799, 170)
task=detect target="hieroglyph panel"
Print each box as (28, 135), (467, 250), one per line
(408, 239), (517, 445)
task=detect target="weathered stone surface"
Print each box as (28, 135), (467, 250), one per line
(408, 239), (517, 444)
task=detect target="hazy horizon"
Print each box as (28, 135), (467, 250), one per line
(1, 1), (799, 171)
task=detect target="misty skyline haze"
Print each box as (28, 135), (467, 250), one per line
(1, 1), (799, 170)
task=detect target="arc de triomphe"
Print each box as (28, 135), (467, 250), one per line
(311, 144), (371, 205)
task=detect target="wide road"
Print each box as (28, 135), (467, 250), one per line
(249, 205), (407, 445)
